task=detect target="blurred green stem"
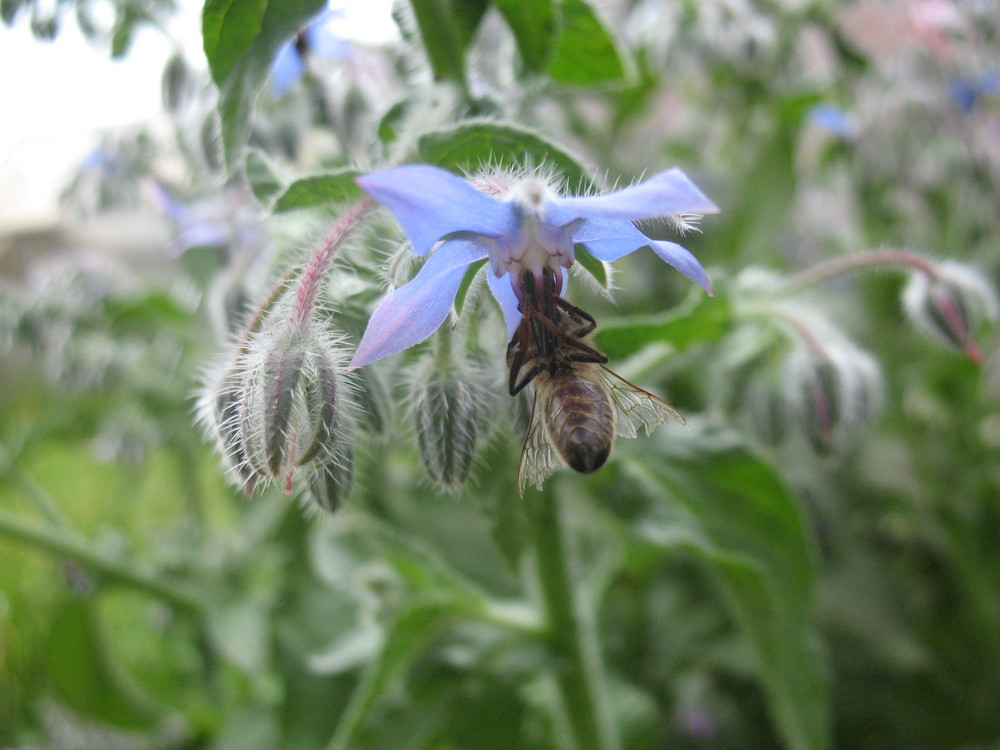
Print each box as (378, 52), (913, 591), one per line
(532, 483), (620, 750)
(776, 248), (939, 295)
(0, 508), (203, 617)
(10, 467), (74, 530)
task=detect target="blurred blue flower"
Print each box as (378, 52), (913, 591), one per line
(949, 72), (1000, 113)
(271, 6), (350, 98)
(349, 165), (718, 368)
(808, 103), (857, 139)
(152, 182), (263, 256)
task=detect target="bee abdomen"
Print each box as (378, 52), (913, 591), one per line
(544, 375), (614, 474)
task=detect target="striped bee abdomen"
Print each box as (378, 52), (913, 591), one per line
(542, 372), (615, 474)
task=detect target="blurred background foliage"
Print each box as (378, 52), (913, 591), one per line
(1, 0), (1000, 749)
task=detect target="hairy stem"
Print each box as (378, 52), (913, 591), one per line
(0, 508), (203, 617)
(776, 248), (939, 296)
(290, 196), (376, 328)
(532, 483), (620, 750)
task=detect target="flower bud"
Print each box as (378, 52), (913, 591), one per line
(784, 336), (883, 456)
(258, 340), (307, 477)
(306, 441), (355, 514)
(412, 353), (482, 488)
(353, 367), (390, 436)
(903, 262), (999, 364)
(200, 321), (355, 496)
(212, 367), (257, 496)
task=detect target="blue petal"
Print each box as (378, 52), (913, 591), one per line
(574, 218), (711, 293)
(271, 41), (304, 97)
(487, 271), (521, 338)
(305, 8), (350, 59)
(549, 168), (719, 226)
(349, 239), (488, 369)
(647, 240), (712, 294)
(356, 166), (517, 256)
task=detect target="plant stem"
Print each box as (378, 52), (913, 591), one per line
(532, 483), (619, 750)
(0, 508), (203, 617)
(776, 248), (939, 296)
(290, 196), (376, 328)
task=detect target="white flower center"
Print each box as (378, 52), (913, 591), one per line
(490, 177), (576, 300)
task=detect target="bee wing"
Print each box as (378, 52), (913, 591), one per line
(598, 366), (685, 440)
(518, 391), (560, 494)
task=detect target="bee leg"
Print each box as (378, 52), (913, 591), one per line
(555, 297), (598, 338)
(509, 353), (542, 395)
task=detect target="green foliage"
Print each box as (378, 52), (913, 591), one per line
(631, 429), (828, 750)
(202, 0), (326, 169)
(45, 598), (163, 729)
(405, 0), (489, 88)
(417, 120), (595, 192)
(546, 0), (627, 85)
(272, 169), (364, 212)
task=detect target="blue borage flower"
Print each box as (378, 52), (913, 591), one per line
(271, 6), (351, 98)
(349, 164), (719, 369)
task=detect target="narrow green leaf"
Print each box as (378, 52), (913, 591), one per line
(454, 259), (488, 317)
(246, 149), (284, 204)
(493, 0), (557, 73)
(273, 169), (363, 212)
(574, 246), (609, 289)
(46, 598), (161, 729)
(202, 0), (326, 170)
(407, 0), (488, 86)
(418, 121), (595, 193)
(594, 292), (730, 359)
(547, 0), (627, 86)
(629, 427), (829, 750)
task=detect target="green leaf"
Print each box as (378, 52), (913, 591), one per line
(493, 0), (557, 74)
(418, 121), (595, 192)
(629, 427), (829, 750)
(547, 0), (627, 86)
(594, 291), (731, 360)
(245, 149), (284, 203)
(377, 99), (411, 145)
(454, 259), (488, 317)
(46, 598), (161, 729)
(202, 0), (326, 170)
(574, 246), (609, 289)
(206, 599), (271, 673)
(272, 169), (363, 212)
(406, 0), (489, 87)
(326, 601), (452, 750)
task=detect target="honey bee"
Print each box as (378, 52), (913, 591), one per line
(507, 271), (685, 493)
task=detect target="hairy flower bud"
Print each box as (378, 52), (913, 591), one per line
(199, 320), (355, 497)
(306, 441), (355, 514)
(411, 353), (483, 488)
(903, 262), (999, 364)
(784, 337), (883, 456)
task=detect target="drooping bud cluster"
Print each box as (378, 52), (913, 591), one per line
(902, 261), (998, 365)
(717, 279), (884, 458)
(199, 316), (356, 509)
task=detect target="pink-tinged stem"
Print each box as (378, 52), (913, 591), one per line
(291, 196), (376, 328)
(776, 248), (940, 296)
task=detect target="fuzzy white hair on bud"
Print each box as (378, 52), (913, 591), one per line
(197, 314), (358, 500)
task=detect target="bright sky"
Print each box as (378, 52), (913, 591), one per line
(0, 0), (396, 231)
